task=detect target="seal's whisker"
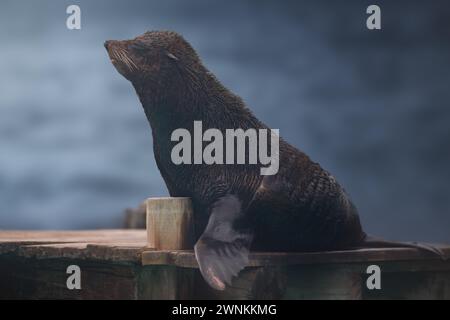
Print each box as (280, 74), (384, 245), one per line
(122, 55), (133, 70)
(120, 51), (136, 71)
(128, 58), (138, 70)
(122, 51), (138, 70)
(112, 50), (122, 63)
(118, 51), (132, 70)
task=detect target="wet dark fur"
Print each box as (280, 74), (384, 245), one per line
(105, 31), (444, 290)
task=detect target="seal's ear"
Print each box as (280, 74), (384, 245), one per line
(166, 52), (179, 61)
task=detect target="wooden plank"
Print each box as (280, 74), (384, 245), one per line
(194, 266), (288, 300)
(15, 243), (145, 263)
(0, 230), (147, 263)
(0, 255), (140, 300)
(124, 202), (146, 229)
(140, 245), (450, 299)
(137, 266), (195, 300)
(0, 230), (147, 244)
(2, 230), (449, 267)
(146, 197), (194, 250)
(283, 265), (362, 300)
(142, 246), (450, 269)
(1, 230), (450, 299)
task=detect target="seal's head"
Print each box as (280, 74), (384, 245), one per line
(105, 30), (236, 123)
(104, 31), (200, 83)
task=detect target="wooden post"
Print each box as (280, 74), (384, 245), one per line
(146, 197), (194, 250)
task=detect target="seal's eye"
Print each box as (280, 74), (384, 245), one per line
(129, 42), (148, 52)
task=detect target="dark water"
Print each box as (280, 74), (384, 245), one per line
(0, 0), (449, 242)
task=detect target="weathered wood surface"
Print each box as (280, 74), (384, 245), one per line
(4, 230), (448, 267)
(123, 202), (146, 229)
(0, 230), (147, 246)
(0, 230), (147, 262)
(146, 197), (194, 250)
(1, 230), (450, 299)
(142, 246), (450, 300)
(142, 246), (450, 269)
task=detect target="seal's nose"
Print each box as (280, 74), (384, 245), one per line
(104, 41), (112, 50)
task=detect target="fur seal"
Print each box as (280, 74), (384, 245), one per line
(105, 31), (445, 290)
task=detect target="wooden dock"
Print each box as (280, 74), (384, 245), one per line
(1, 230), (449, 299)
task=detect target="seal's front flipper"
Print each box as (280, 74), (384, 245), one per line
(194, 195), (253, 290)
(195, 235), (252, 290)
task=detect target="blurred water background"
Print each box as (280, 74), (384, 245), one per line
(0, 0), (449, 242)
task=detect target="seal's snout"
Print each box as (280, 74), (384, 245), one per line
(104, 40), (122, 52)
(104, 40), (113, 50)
(105, 38), (139, 79)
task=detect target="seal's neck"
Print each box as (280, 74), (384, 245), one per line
(132, 67), (251, 148)
(134, 83), (199, 133)
(134, 69), (214, 121)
